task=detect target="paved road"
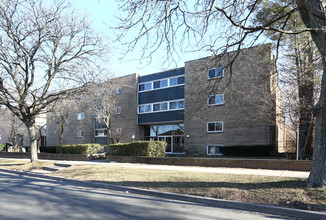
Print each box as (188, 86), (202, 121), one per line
(0, 171), (291, 220)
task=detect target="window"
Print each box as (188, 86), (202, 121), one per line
(77, 112), (85, 120)
(116, 107), (121, 114)
(169, 100), (184, 110)
(139, 99), (184, 114)
(116, 128), (121, 135)
(95, 129), (107, 137)
(77, 130), (85, 138)
(145, 82), (152, 90)
(116, 88), (121, 94)
(208, 67), (224, 79)
(139, 104), (151, 113)
(169, 77), (178, 86)
(207, 121), (224, 133)
(177, 76), (185, 84)
(208, 94), (224, 106)
(153, 102), (168, 112)
(139, 75), (185, 92)
(139, 82), (152, 91)
(153, 79), (168, 89)
(207, 145), (223, 155)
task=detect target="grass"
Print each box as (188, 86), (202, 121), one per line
(0, 159), (325, 211)
(0, 159), (53, 171)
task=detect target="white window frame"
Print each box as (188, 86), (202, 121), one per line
(208, 94), (224, 106)
(116, 128), (121, 135)
(207, 121), (224, 133)
(94, 128), (107, 137)
(77, 130), (85, 138)
(138, 75), (185, 93)
(207, 144), (223, 155)
(116, 107), (121, 114)
(208, 68), (224, 79)
(77, 112), (85, 120)
(138, 99), (185, 114)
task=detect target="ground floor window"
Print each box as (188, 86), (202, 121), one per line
(207, 145), (223, 155)
(77, 130), (85, 138)
(144, 124), (184, 154)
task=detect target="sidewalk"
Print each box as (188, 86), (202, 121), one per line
(1, 158), (309, 178)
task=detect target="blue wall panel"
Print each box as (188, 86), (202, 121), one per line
(139, 68), (185, 83)
(138, 86), (184, 104)
(138, 110), (184, 124)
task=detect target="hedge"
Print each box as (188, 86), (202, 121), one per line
(56, 144), (104, 154)
(109, 141), (166, 157)
(221, 145), (273, 157)
(0, 144), (4, 151)
(40, 146), (57, 153)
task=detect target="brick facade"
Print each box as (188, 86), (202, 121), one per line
(46, 44), (286, 156)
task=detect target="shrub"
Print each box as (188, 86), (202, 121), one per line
(0, 144), (4, 151)
(109, 141), (166, 157)
(221, 145), (273, 157)
(40, 146), (57, 153)
(56, 144), (104, 154)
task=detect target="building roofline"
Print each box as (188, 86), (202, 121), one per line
(185, 43), (272, 64)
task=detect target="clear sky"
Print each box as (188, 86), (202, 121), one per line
(72, 0), (210, 77)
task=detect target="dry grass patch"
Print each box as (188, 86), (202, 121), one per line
(53, 164), (326, 211)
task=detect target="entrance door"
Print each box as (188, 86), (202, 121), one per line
(158, 136), (172, 153)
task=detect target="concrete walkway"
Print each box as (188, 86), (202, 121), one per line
(1, 158), (310, 178)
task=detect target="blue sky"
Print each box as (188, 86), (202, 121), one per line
(72, 0), (210, 77)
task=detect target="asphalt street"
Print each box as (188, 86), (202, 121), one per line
(0, 171), (291, 220)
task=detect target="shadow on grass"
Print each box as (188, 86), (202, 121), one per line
(0, 163), (27, 166)
(95, 179), (308, 190)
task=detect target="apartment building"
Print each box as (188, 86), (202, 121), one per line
(46, 44), (286, 155)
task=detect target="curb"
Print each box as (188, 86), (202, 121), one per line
(1, 168), (325, 220)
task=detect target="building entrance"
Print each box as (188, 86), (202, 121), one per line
(145, 124), (184, 154)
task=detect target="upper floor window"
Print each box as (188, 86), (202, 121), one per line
(208, 94), (224, 106)
(153, 102), (168, 111)
(139, 104), (152, 113)
(77, 112), (85, 120)
(139, 82), (152, 91)
(153, 79), (168, 89)
(208, 67), (224, 79)
(169, 100), (185, 110)
(116, 128), (121, 135)
(138, 99), (185, 114)
(116, 107), (121, 114)
(207, 121), (224, 133)
(139, 76), (185, 92)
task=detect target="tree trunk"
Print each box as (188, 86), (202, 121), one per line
(307, 56), (326, 187)
(26, 123), (38, 162)
(59, 116), (67, 145)
(298, 0), (326, 187)
(298, 43), (314, 158)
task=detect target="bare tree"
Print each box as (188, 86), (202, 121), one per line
(84, 79), (119, 148)
(0, 0), (106, 162)
(114, 0), (326, 186)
